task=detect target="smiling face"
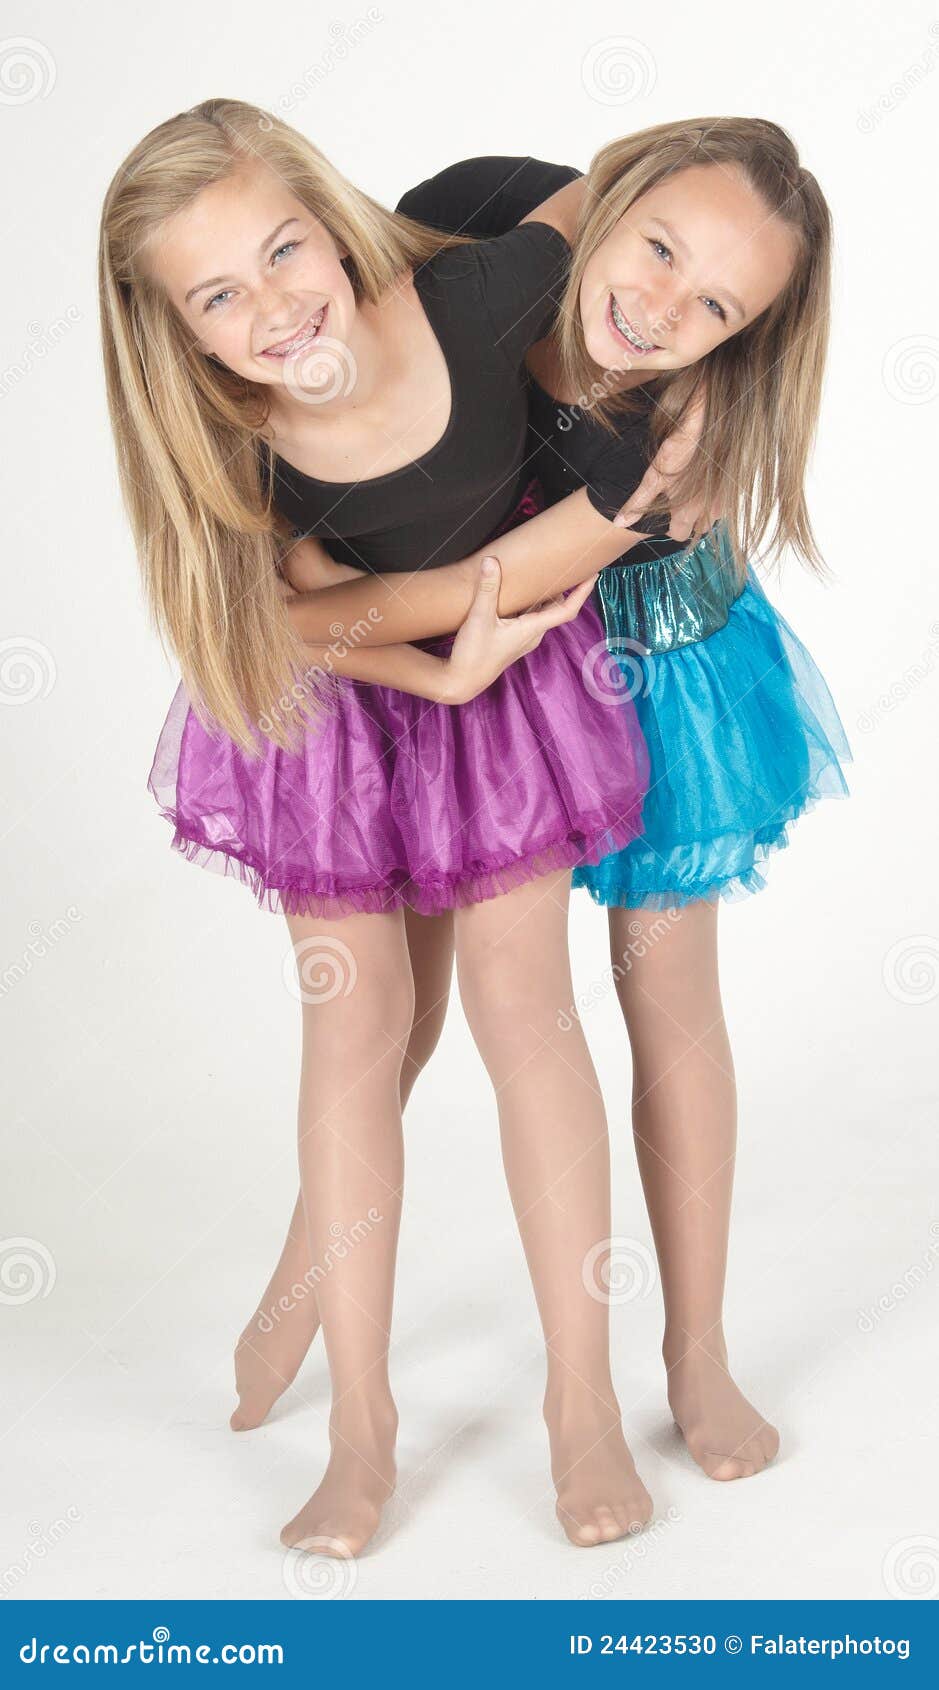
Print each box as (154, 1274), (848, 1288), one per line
(143, 158), (357, 394)
(579, 161), (799, 377)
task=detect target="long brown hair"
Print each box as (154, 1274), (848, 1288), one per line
(98, 97), (468, 751)
(555, 117), (832, 574)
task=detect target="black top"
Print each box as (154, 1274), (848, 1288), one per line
(258, 221), (570, 572)
(398, 157), (683, 561)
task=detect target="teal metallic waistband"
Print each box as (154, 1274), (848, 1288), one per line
(595, 521), (744, 655)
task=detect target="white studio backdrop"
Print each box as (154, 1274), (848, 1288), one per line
(2, 0), (937, 1601)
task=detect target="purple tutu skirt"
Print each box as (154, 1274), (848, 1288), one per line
(147, 501), (650, 920)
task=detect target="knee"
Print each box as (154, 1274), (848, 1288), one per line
(455, 935), (543, 1050)
(301, 962), (416, 1061)
(404, 991), (449, 1071)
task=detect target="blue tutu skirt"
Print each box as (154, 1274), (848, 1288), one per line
(572, 524), (852, 911)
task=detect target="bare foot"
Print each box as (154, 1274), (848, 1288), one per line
(544, 1383), (653, 1547)
(280, 1397), (398, 1559)
(665, 1338), (779, 1481)
(230, 1303), (321, 1432)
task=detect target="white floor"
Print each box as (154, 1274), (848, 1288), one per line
(5, 810), (938, 1603)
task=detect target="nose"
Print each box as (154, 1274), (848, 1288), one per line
(255, 274), (301, 329)
(641, 282), (685, 347)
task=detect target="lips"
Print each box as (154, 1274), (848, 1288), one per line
(608, 293), (658, 356)
(260, 305), (328, 359)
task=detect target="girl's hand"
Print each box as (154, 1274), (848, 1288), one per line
(612, 388), (716, 543)
(280, 533), (365, 592)
(443, 556), (599, 704)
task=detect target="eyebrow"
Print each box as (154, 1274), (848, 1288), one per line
(648, 218), (746, 321)
(184, 219), (301, 305)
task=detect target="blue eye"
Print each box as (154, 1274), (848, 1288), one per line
(647, 238), (727, 322)
(204, 240), (301, 312)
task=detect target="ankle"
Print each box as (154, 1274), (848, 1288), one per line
(662, 1325), (728, 1374)
(544, 1372), (620, 1427)
(330, 1384), (398, 1434)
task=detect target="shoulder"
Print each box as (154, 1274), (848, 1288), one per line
(397, 155), (582, 234)
(451, 223), (572, 364)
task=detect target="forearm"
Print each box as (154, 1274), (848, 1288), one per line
(295, 637), (455, 702)
(288, 492), (653, 646)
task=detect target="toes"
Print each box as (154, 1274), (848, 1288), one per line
(230, 1402), (260, 1432)
(557, 1501), (652, 1547)
(593, 1506), (627, 1543)
(556, 1505), (601, 1547)
(705, 1454), (758, 1482)
(694, 1439), (765, 1481)
(280, 1519), (361, 1557)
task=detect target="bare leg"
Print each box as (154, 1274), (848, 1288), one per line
(232, 908), (454, 1431)
(609, 901), (779, 1480)
(455, 871), (652, 1546)
(277, 907), (415, 1557)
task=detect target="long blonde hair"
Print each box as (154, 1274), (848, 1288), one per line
(98, 97), (467, 751)
(556, 117), (832, 574)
